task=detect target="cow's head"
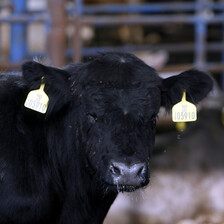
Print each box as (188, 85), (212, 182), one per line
(22, 52), (213, 193)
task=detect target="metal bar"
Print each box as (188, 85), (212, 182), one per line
(75, 0), (83, 15)
(222, 0), (224, 90)
(67, 43), (195, 57)
(206, 15), (224, 24)
(194, 62), (224, 73)
(47, 0), (66, 67)
(82, 3), (196, 14)
(20, 2), (224, 15)
(82, 15), (194, 26)
(2, 62), (224, 74)
(73, 18), (82, 62)
(80, 15), (224, 26)
(28, 42), (224, 58)
(71, 2), (224, 14)
(0, 13), (49, 23)
(194, 0), (207, 68)
(159, 63), (224, 73)
(1, 14), (224, 25)
(194, 21), (207, 67)
(10, 0), (27, 63)
(82, 15), (195, 26)
(73, 0), (83, 62)
(206, 42), (224, 51)
(79, 42), (224, 55)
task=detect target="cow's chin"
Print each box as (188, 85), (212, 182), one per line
(109, 184), (140, 193)
(106, 181), (149, 193)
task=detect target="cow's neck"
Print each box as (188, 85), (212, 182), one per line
(48, 115), (118, 223)
(85, 185), (117, 223)
(73, 160), (118, 223)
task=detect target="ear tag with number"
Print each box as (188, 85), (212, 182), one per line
(221, 107), (224, 127)
(24, 78), (49, 114)
(172, 90), (197, 122)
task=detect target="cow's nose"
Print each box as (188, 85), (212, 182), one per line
(109, 161), (147, 186)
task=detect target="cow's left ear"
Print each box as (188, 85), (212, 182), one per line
(22, 61), (71, 115)
(161, 69), (213, 110)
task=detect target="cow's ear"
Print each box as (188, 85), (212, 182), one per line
(22, 61), (71, 115)
(161, 69), (213, 110)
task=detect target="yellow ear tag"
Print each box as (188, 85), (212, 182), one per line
(24, 78), (49, 114)
(172, 90), (197, 122)
(221, 107), (224, 127)
(176, 122), (187, 132)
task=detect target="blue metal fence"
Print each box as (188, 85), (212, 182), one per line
(10, 0), (27, 64)
(0, 0), (224, 87)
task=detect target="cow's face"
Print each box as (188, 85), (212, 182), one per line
(82, 88), (160, 192)
(75, 54), (162, 192)
(22, 52), (213, 193)
(68, 52), (213, 192)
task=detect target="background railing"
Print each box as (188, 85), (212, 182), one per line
(0, 0), (224, 88)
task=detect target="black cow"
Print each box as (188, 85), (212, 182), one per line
(0, 52), (212, 224)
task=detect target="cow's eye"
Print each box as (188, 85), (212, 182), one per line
(87, 113), (98, 124)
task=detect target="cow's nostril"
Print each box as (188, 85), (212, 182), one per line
(110, 164), (121, 176)
(137, 165), (145, 177)
(109, 161), (148, 187)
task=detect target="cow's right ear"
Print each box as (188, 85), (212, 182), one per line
(22, 61), (71, 115)
(160, 69), (213, 110)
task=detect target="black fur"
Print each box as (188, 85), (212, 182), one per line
(0, 52), (213, 223)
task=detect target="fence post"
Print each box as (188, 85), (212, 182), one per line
(222, 0), (224, 89)
(73, 0), (83, 62)
(47, 0), (66, 67)
(194, 0), (207, 68)
(10, 0), (27, 64)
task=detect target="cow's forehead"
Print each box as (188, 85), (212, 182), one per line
(111, 87), (161, 116)
(73, 52), (162, 116)
(79, 52), (162, 89)
(82, 85), (161, 119)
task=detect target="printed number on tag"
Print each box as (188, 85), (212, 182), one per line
(172, 90), (197, 122)
(24, 83), (49, 114)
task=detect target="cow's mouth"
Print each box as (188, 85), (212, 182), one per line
(106, 180), (149, 193)
(116, 184), (139, 193)
(106, 184), (138, 193)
